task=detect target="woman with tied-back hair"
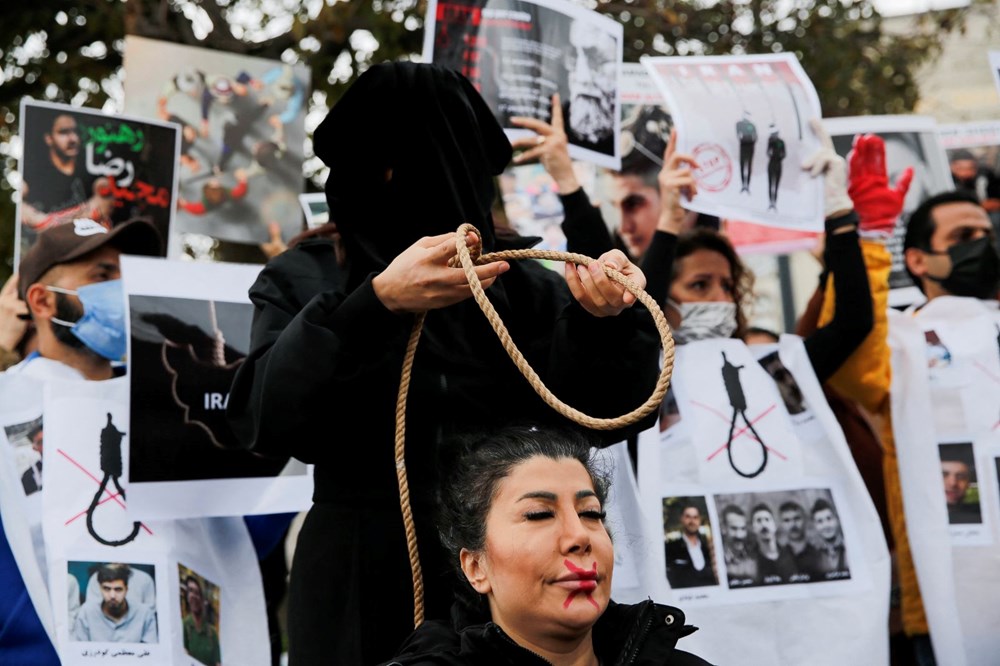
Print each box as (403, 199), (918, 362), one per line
(383, 425), (712, 666)
(226, 62), (662, 665)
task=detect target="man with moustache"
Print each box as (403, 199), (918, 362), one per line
(750, 503), (798, 585)
(800, 499), (850, 579)
(72, 563), (158, 643)
(561, 19), (617, 157)
(721, 505), (757, 586)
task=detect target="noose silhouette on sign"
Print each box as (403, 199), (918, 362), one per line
(721, 352), (768, 478)
(85, 413), (141, 546)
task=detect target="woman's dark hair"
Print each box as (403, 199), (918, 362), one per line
(671, 228), (755, 338)
(437, 425), (609, 612)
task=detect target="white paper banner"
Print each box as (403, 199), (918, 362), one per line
(122, 255), (312, 520)
(623, 336), (889, 665)
(889, 297), (1000, 666)
(41, 378), (270, 666)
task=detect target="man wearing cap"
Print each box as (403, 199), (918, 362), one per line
(0, 218), (160, 665)
(7, 218), (161, 380)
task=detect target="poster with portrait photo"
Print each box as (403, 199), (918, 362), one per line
(15, 99), (178, 267)
(178, 564), (222, 666)
(662, 495), (719, 591)
(122, 255), (312, 520)
(642, 54), (824, 231)
(824, 115), (953, 308)
(714, 487), (852, 590)
(938, 121), (1000, 218)
(423, 0), (623, 169)
(937, 442), (987, 544)
(123, 36), (309, 257)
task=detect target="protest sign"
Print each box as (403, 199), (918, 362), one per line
(611, 337), (889, 664)
(16, 100), (177, 266)
(823, 115), (952, 308)
(123, 36), (309, 257)
(298, 192), (328, 230)
(642, 54), (824, 232)
(122, 255), (312, 520)
(423, 0), (623, 169)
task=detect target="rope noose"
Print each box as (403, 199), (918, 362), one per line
(394, 223), (676, 627)
(85, 413), (142, 547)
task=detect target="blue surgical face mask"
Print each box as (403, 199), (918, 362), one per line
(48, 280), (126, 361)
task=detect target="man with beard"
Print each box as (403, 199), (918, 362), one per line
(750, 503), (798, 585)
(665, 504), (717, 588)
(21, 109), (108, 231)
(72, 563), (158, 643)
(940, 448), (981, 524)
(721, 505), (757, 587)
(949, 149), (1000, 217)
(800, 499), (850, 580)
(562, 19), (617, 157)
(182, 575), (221, 666)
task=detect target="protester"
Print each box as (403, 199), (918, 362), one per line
(383, 425), (710, 665)
(226, 62), (661, 665)
(0, 274), (31, 371)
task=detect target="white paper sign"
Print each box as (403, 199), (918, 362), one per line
(41, 378), (270, 666)
(642, 54), (824, 231)
(623, 337), (889, 665)
(889, 297), (1000, 666)
(122, 255), (312, 520)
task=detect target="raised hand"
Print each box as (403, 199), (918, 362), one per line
(509, 94), (580, 194)
(658, 128), (700, 233)
(847, 133), (913, 237)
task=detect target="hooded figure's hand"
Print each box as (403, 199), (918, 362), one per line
(565, 250), (646, 318)
(372, 232), (510, 314)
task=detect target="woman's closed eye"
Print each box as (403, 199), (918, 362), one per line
(580, 509), (607, 522)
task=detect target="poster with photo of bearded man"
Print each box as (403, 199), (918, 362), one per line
(423, 0), (623, 169)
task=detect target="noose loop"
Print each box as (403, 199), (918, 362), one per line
(85, 413), (142, 547)
(395, 223), (676, 627)
(720, 352), (768, 479)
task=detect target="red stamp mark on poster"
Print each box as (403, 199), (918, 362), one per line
(693, 143), (732, 192)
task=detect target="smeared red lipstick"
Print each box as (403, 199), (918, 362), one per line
(560, 560), (600, 609)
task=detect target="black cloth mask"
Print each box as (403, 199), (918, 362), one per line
(313, 62), (513, 288)
(927, 236), (1000, 299)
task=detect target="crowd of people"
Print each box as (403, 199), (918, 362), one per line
(0, 54), (998, 666)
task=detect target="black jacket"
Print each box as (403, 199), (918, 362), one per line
(382, 600), (712, 666)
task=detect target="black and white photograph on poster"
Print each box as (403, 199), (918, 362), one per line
(642, 54), (824, 231)
(938, 121), (1000, 225)
(4, 414), (44, 497)
(662, 496), (719, 590)
(178, 564), (222, 666)
(122, 256), (312, 520)
(123, 36), (309, 257)
(15, 99), (178, 266)
(658, 386), (682, 435)
(714, 488), (851, 589)
(68, 561), (159, 645)
(824, 115), (953, 308)
(423, 0), (623, 169)
(938, 442), (982, 527)
(756, 351), (809, 416)
(298, 192), (329, 230)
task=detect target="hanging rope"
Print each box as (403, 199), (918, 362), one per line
(395, 223), (676, 627)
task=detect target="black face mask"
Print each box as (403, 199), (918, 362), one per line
(927, 236), (1000, 299)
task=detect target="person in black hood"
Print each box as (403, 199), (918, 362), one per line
(226, 62), (661, 665)
(381, 426), (710, 666)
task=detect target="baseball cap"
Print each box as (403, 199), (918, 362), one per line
(18, 218), (162, 299)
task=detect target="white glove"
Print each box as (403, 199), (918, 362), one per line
(802, 118), (852, 219)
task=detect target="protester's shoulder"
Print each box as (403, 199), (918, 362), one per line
(377, 619), (468, 666)
(250, 239), (342, 308)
